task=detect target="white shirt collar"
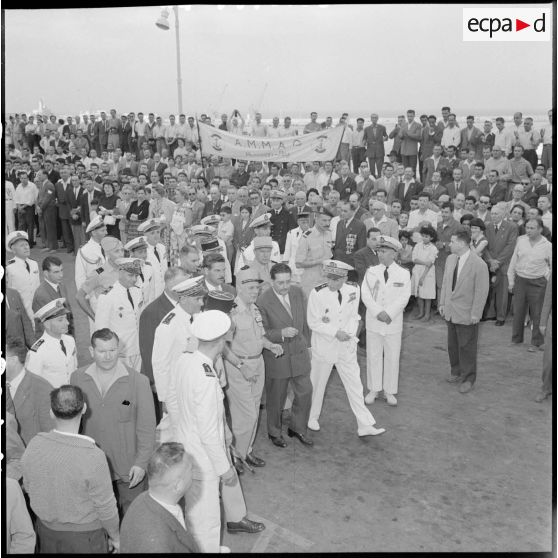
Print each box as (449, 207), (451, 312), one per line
(45, 278), (60, 292)
(8, 369), (26, 397)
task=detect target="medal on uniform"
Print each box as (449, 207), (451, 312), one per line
(322, 309), (330, 323)
(118, 305), (124, 318)
(349, 292), (356, 302)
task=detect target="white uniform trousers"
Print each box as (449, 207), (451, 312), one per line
(366, 330), (402, 395)
(185, 474), (246, 553)
(225, 358), (265, 458)
(309, 351), (376, 430)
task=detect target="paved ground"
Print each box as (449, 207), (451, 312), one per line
(43, 247), (553, 553)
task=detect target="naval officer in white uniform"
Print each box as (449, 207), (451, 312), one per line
(307, 260), (385, 437)
(74, 215), (107, 290)
(361, 236), (411, 406)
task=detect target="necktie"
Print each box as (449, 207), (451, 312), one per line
(139, 271), (144, 282)
(127, 288), (135, 309)
(494, 224), (499, 234)
(452, 257), (460, 290)
(154, 247), (160, 262)
(57, 286), (62, 296)
(101, 246), (106, 258)
(337, 290), (342, 304)
(283, 295), (292, 318)
(384, 267), (389, 283)
(25, 261), (30, 273)
(60, 339), (67, 355)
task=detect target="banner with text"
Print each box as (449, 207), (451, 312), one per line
(198, 121), (344, 162)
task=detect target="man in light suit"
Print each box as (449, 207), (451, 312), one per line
(256, 263), (314, 448)
(460, 116), (482, 154)
(138, 267), (188, 421)
(361, 236), (411, 406)
(399, 109), (422, 176)
(439, 227), (489, 393)
(363, 114), (388, 178)
(484, 204), (519, 324)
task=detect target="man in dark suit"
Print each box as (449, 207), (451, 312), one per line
(446, 168), (468, 199)
(289, 191), (313, 223)
(201, 185), (223, 218)
(230, 160), (250, 188)
(486, 170), (508, 205)
(363, 114), (388, 178)
(35, 169), (58, 252)
(420, 116), (443, 178)
(333, 201), (367, 277)
(32, 255), (74, 337)
(55, 165), (74, 253)
(423, 144), (450, 187)
(353, 227), (380, 285)
(392, 168), (422, 211)
(138, 267), (187, 421)
(67, 174), (86, 252)
(6, 288), (35, 348)
(463, 163), (489, 197)
(269, 190), (296, 255)
(6, 337), (54, 446)
(439, 227), (489, 394)
(87, 114), (100, 154)
(399, 110), (423, 176)
(484, 204), (519, 324)
(333, 163), (357, 201)
(97, 111), (110, 153)
(120, 443), (199, 553)
(257, 263), (313, 448)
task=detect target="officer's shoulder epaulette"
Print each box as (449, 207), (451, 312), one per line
(7, 259), (15, 265)
(303, 229), (313, 237)
(240, 265), (250, 271)
(30, 338), (45, 352)
(96, 267), (104, 274)
(161, 312), (175, 325)
(203, 363), (216, 377)
(144, 261), (152, 266)
(315, 282), (328, 291)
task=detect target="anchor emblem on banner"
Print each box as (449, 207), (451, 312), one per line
(211, 134), (223, 151)
(314, 135), (328, 153)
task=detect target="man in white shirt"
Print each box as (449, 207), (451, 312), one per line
(493, 117), (514, 157)
(407, 192), (438, 230)
(250, 113), (268, 137)
(303, 161), (322, 191)
(279, 116), (297, 137)
(267, 116), (281, 138)
(14, 171), (38, 246)
(74, 216), (107, 290)
(441, 114), (461, 150)
(540, 109), (553, 172)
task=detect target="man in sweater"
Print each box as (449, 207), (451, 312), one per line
(71, 328), (156, 516)
(120, 442), (199, 553)
(22, 385), (120, 553)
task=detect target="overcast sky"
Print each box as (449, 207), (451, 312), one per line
(5, 4), (553, 117)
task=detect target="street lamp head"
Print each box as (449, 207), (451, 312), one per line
(155, 7), (170, 30)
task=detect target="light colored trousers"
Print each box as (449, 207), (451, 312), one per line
(309, 350), (376, 430)
(366, 330), (402, 395)
(225, 358), (265, 458)
(185, 474), (246, 553)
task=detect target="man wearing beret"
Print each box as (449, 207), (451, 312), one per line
(361, 236), (411, 406)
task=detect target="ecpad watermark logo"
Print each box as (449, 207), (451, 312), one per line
(463, 8), (551, 41)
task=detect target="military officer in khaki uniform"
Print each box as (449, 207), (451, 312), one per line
(225, 267), (283, 471)
(240, 212), (281, 266)
(295, 207), (334, 296)
(245, 236), (277, 291)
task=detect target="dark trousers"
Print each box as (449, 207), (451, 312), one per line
(523, 149), (538, 170)
(60, 218), (74, 250)
(401, 155), (418, 176)
(351, 147), (366, 174)
(114, 477), (147, 518)
(367, 155), (383, 178)
(447, 320), (479, 385)
(266, 373), (312, 437)
(17, 205), (35, 245)
(43, 206), (59, 250)
(512, 275), (546, 346)
(541, 317), (552, 394)
(37, 520), (108, 554)
(485, 266), (509, 321)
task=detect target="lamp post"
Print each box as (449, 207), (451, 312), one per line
(155, 6), (183, 114)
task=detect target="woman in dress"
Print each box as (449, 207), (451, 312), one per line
(98, 182), (120, 239)
(411, 225), (438, 322)
(470, 217), (488, 258)
(149, 185), (176, 257)
(126, 186), (151, 240)
(169, 187), (194, 266)
(115, 184), (133, 245)
(233, 205), (254, 274)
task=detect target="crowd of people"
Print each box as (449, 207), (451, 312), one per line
(5, 106), (553, 553)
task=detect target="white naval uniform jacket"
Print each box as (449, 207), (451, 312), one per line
(136, 261), (154, 307)
(6, 257), (41, 325)
(74, 239), (106, 290)
(26, 332), (77, 388)
(361, 263), (411, 335)
(151, 305), (198, 403)
(170, 351), (230, 480)
(146, 243), (167, 302)
(94, 281), (143, 358)
(240, 239), (281, 268)
(282, 227), (304, 282)
(307, 281), (360, 362)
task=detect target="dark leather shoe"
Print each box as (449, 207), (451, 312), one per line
(246, 453), (265, 467)
(268, 434), (287, 448)
(446, 375), (461, 383)
(495, 320), (505, 326)
(227, 517), (266, 534)
(232, 456), (244, 475)
(287, 428), (314, 446)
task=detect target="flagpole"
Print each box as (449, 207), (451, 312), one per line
(195, 115), (206, 170)
(327, 125), (345, 186)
